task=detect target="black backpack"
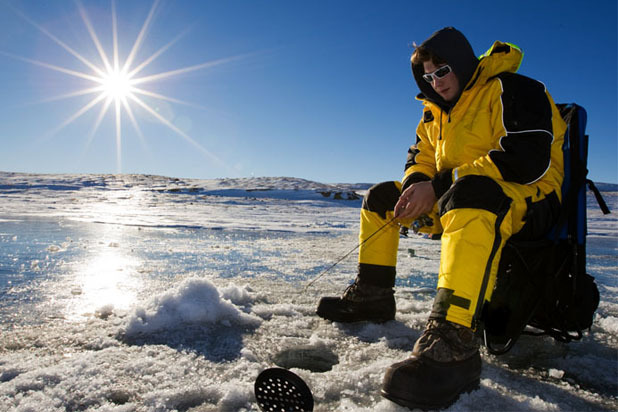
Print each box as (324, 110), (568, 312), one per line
(481, 103), (611, 354)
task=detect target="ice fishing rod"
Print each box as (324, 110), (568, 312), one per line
(256, 219), (400, 411)
(302, 216), (398, 291)
(255, 220), (398, 412)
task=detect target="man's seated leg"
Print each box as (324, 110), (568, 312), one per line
(316, 181), (401, 323)
(382, 176), (515, 409)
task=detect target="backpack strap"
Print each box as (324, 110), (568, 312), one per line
(586, 179), (611, 215)
(552, 104), (611, 242)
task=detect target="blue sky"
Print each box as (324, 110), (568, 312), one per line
(0, 0), (616, 184)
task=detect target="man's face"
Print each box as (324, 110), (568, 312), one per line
(423, 61), (460, 102)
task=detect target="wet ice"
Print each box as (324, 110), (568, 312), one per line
(0, 172), (616, 411)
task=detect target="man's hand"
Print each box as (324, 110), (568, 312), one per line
(394, 181), (437, 220)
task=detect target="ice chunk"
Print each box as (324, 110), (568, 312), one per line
(122, 278), (261, 338)
(252, 303), (303, 319)
(240, 348), (258, 362)
(95, 304), (115, 320)
(548, 368), (565, 379)
(220, 283), (254, 306)
(47, 244), (61, 252)
(597, 315), (618, 335)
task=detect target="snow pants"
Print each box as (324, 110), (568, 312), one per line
(357, 175), (560, 329)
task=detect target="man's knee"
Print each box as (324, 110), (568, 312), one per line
(362, 181), (401, 219)
(438, 176), (512, 217)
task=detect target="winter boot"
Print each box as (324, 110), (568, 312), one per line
(316, 277), (395, 323)
(381, 318), (481, 410)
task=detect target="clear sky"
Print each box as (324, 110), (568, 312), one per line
(0, 0), (616, 184)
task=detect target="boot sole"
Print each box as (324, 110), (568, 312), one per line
(316, 297), (395, 323)
(381, 378), (480, 410)
(316, 311), (394, 323)
(315, 307), (394, 323)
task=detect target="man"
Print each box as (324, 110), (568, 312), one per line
(316, 27), (566, 409)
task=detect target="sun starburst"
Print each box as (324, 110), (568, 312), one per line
(4, 0), (252, 173)
(99, 68), (135, 102)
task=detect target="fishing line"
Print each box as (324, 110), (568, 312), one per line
(255, 218), (398, 410)
(302, 216), (398, 292)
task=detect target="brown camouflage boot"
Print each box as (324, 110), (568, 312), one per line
(381, 318), (481, 410)
(316, 277), (395, 323)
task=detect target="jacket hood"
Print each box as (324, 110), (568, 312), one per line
(475, 40), (524, 83)
(412, 27), (479, 109)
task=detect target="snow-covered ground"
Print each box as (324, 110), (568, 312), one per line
(0, 172), (616, 411)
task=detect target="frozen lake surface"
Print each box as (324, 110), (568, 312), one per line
(0, 172), (616, 411)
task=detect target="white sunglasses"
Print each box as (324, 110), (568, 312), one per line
(422, 65), (452, 83)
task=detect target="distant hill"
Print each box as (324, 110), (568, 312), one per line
(0, 171), (615, 198)
(0, 172), (372, 202)
(593, 182), (618, 192)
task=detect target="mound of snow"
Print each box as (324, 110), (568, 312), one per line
(220, 283), (255, 306)
(121, 278), (261, 339)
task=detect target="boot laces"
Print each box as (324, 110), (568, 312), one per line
(341, 280), (393, 302)
(414, 319), (479, 362)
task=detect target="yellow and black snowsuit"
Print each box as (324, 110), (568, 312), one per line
(357, 29), (566, 329)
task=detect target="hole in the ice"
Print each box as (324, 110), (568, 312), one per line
(107, 389), (131, 405)
(272, 344), (339, 372)
(0, 369), (22, 383)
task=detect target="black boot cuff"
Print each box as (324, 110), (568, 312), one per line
(357, 263), (396, 289)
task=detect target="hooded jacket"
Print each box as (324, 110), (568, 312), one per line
(403, 27), (566, 202)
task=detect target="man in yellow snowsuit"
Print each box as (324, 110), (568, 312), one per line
(316, 27), (566, 409)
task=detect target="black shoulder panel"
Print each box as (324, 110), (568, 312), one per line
(495, 72), (552, 134)
(489, 72), (554, 184)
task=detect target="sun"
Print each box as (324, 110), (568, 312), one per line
(99, 68), (135, 102)
(3, 0), (253, 173)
